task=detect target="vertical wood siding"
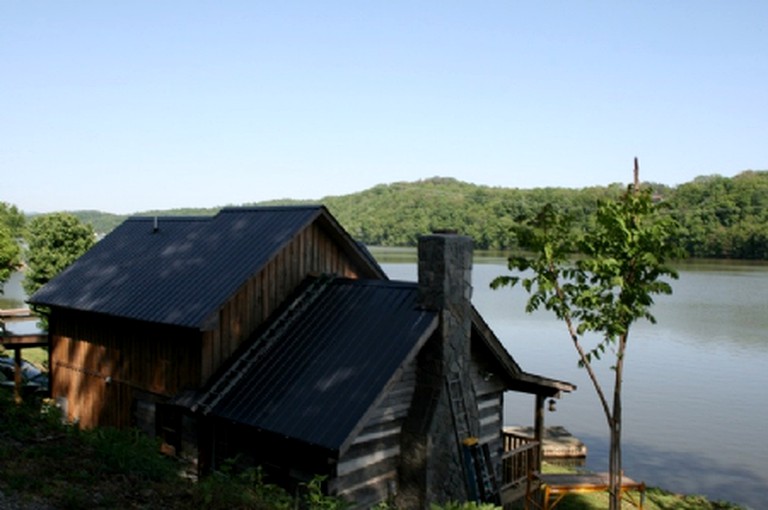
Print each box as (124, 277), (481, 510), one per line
(49, 309), (201, 429)
(201, 223), (368, 381)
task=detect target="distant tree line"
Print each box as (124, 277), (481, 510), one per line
(664, 171), (768, 259)
(5, 170), (768, 266)
(324, 177), (631, 251)
(325, 171), (768, 260)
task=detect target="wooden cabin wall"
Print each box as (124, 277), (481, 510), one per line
(470, 342), (507, 477)
(49, 309), (201, 429)
(329, 358), (417, 508)
(331, 336), (507, 507)
(201, 222), (371, 382)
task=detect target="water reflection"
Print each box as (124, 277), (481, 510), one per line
(0, 271), (26, 309)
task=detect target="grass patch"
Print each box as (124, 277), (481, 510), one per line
(0, 346), (48, 369)
(85, 426), (178, 482)
(0, 392), (194, 509)
(504, 462), (745, 510)
(0, 393), (347, 509)
(20, 346), (49, 369)
(526, 487), (745, 510)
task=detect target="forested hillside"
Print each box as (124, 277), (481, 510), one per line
(666, 171), (768, 259)
(329, 172), (768, 259)
(323, 177), (629, 250)
(62, 171), (768, 259)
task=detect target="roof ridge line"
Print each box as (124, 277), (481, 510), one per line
(219, 205), (324, 212)
(125, 215), (212, 221)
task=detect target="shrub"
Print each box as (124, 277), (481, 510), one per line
(193, 461), (293, 510)
(84, 426), (177, 482)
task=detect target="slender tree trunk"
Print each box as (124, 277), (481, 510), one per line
(551, 267), (613, 422)
(609, 378), (621, 510)
(609, 333), (628, 510)
(553, 271), (620, 507)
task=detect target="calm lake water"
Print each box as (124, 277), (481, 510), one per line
(3, 256), (766, 507)
(0, 271), (26, 309)
(376, 249), (767, 509)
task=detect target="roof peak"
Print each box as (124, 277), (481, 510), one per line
(220, 205), (325, 213)
(126, 215), (211, 222)
(127, 205), (327, 221)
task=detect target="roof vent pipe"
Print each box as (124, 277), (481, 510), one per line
(153, 216), (159, 233)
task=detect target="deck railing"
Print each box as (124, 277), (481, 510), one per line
(500, 430), (540, 491)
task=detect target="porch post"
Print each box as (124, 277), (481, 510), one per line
(13, 347), (23, 404)
(534, 394), (545, 472)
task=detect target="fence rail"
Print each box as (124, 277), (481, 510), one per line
(500, 430), (539, 491)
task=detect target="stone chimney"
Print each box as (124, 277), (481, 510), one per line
(399, 233), (477, 507)
(417, 233), (473, 372)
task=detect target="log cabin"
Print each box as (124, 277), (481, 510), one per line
(29, 206), (573, 508)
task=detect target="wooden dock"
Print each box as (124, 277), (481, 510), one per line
(0, 308), (36, 320)
(1, 310), (46, 348)
(504, 426), (587, 459)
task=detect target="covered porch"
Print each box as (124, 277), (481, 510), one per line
(499, 373), (575, 507)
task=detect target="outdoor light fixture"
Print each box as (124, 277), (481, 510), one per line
(548, 399), (557, 412)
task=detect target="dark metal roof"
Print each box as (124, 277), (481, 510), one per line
(29, 206), (385, 329)
(206, 278), (438, 453)
(470, 306), (575, 397)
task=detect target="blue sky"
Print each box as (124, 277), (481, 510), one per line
(3, 2), (767, 214)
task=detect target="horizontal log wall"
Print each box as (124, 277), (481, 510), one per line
(330, 359), (417, 508)
(330, 340), (509, 507)
(470, 346), (507, 481)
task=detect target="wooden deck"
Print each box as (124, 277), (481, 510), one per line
(529, 472), (646, 510)
(500, 430), (540, 506)
(499, 429), (645, 510)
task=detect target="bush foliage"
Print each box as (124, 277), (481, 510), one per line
(0, 393), (746, 509)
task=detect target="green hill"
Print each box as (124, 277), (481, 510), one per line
(65, 172), (768, 259)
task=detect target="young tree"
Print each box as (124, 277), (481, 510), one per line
(0, 202), (25, 293)
(492, 162), (682, 509)
(23, 213), (96, 298)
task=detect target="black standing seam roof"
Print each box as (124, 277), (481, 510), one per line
(208, 278), (438, 453)
(28, 206), (384, 329)
(470, 306), (575, 396)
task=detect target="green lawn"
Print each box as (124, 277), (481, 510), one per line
(21, 347), (48, 368)
(504, 462), (744, 510)
(0, 346), (48, 369)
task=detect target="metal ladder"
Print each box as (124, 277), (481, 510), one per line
(446, 375), (499, 504)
